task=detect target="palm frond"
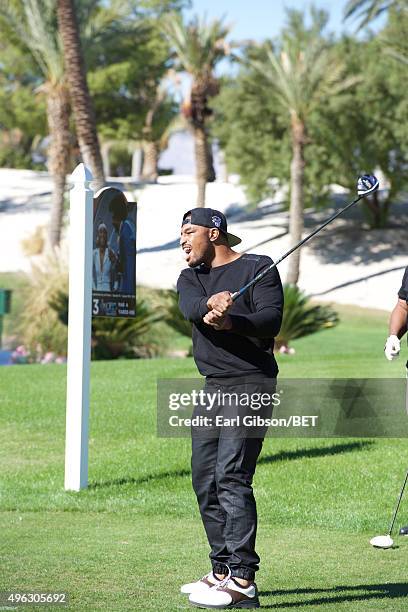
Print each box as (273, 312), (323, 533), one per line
(80, 0), (143, 57)
(161, 12), (230, 79)
(277, 284), (339, 347)
(344, 0), (399, 28)
(250, 30), (358, 123)
(0, 0), (139, 84)
(0, 0), (64, 83)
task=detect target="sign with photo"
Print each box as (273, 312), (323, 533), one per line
(92, 187), (136, 318)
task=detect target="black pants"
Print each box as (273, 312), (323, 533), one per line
(191, 377), (275, 581)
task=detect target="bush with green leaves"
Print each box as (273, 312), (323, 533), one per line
(48, 289), (162, 360)
(162, 288), (192, 338)
(276, 284), (339, 351)
(19, 247), (69, 357)
(19, 247), (163, 360)
(91, 303), (161, 360)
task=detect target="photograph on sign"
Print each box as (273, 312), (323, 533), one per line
(92, 187), (136, 317)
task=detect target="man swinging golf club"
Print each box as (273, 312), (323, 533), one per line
(177, 208), (283, 609)
(384, 267), (408, 537)
(175, 176), (379, 602)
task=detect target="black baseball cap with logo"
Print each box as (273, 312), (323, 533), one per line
(182, 208), (241, 247)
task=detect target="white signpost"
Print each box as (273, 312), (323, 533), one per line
(64, 163), (93, 491)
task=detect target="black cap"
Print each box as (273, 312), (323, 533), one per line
(182, 208), (241, 247)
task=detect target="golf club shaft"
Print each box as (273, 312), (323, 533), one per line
(388, 468), (408, 535)
(231, 194), (363, 301)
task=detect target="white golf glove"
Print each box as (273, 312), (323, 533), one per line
(384, 335), (400, 361)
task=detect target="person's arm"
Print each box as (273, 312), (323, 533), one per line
(389, 299), (408, 339)
(177, 270), (209, 324)
(384, 269), (408, 361)
(206, 263), (283, 339)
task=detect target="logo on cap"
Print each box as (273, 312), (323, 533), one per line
(212, 215), (222, 228)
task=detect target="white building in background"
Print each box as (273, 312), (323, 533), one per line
(158, 130), (224, 178)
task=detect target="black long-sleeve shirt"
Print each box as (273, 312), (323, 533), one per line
(177, 254), (284, 379)
(398, 267), (408, 301)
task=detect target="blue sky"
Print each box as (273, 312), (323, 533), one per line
(171, 1), (386, 96)
(184, 0), (386, 41)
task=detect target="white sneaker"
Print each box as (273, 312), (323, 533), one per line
(180, 571), (223, 595)
(189, 577), (260, 609)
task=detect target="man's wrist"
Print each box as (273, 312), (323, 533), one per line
(221, 315), (232, 331)
(199, 297), (210, 317)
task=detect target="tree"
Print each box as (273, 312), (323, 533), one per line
(0, 41), (47, 168)
(0, 0), (155, 243)
(83, 2), (184, 176)
(247, 9), (357, 284)
(140, 82), (178, 181)
(213, 61), (291, 204)
(162, 13), (230, 207)
(0, 0), (72, 247)
(312, 31), (408, 228)
(214, 25), (407, 232)
(57, 0), (105, 191)
(345, 0), (408, 67)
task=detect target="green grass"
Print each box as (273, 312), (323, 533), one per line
(278, 303), (402, 377)
(1, 305), (408, 610)
(2, 515), (407, 611)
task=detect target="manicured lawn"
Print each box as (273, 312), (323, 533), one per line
(1, 305), (408, 610)
(277, 303), (402, 377)
(2, 514), (407, 610)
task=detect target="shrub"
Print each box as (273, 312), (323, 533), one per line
(19, 246), (69, 357)
(49, 288), (162, 360)
(276, 284), (339, 352)
(91, 303), (161, 359)
(20, 247), (164, 360)
(0, 144), (41, 169)
(21, 225), (46, 256)
(162, 288), (192, 338)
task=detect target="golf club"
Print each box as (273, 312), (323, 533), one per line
(231, 175), (379, 301)
(370, 468), (408, 549)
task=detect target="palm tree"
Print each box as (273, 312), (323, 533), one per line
(251, 10), (358, 285)
(141, 84), (167, 181)
(0, 0), (71, 247)
(0, 1), (132, 244)
(56, 0), (105, 191)
(162, 13), (230, 207)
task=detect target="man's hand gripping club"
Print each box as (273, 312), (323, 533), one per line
(204, 292), (233, 330)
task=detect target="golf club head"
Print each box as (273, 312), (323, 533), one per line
(357, 174), (379, 196)
(369, 534), (394, 549)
